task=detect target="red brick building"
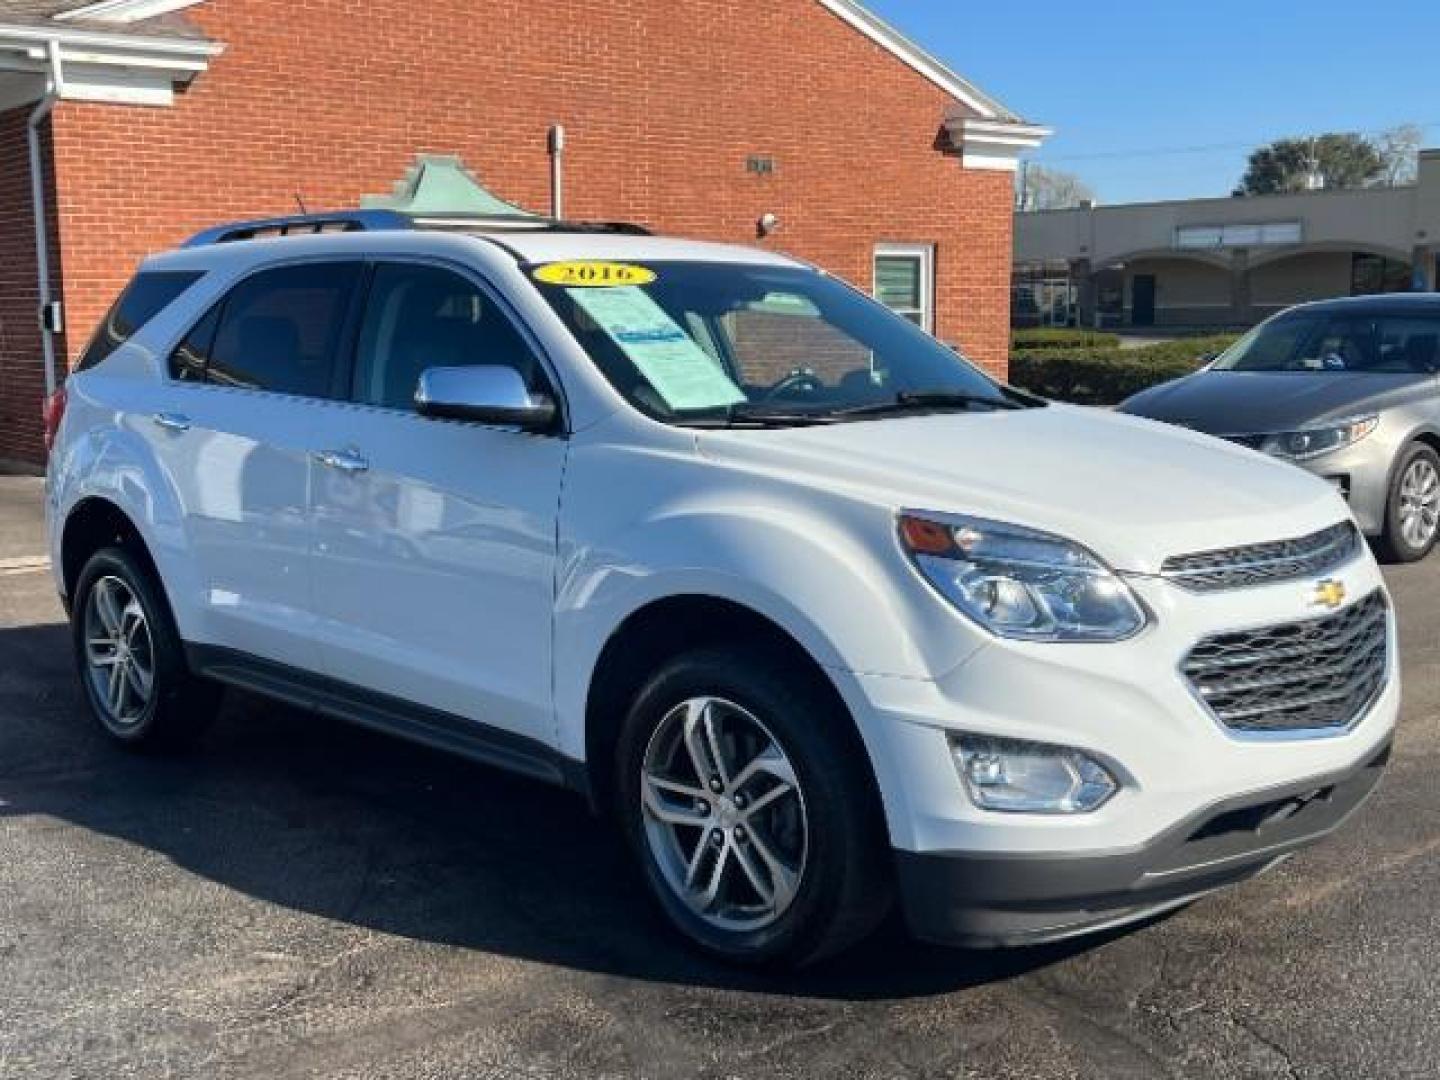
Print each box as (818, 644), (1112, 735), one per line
(0, 0), (1045, 467)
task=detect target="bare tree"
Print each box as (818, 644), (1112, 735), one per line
(1016, 165), (1095, 211)
(1373, 124), (1424, 186)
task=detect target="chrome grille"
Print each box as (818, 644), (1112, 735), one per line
(1182, 591), (1389, 735)
(1161, 522), (1360, 592)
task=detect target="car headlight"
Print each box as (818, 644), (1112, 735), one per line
(1258, 415), (1378, 462)
(898, 512), (1148, 642)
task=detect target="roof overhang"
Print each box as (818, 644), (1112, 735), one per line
(946, 113), (1052, 173)
(0, 20), (221, 108)
(817, 0), (1049, 170)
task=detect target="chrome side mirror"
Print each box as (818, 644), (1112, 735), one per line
(415, 366), (557, 431)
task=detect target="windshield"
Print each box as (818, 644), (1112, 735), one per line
(1213, 310), (1440, 374)
(529, 260), (1019, 424)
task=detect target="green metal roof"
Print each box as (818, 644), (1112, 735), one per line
(361, 155), (539, 219)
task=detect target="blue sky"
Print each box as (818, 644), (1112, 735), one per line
(865, 0), (1440, 205)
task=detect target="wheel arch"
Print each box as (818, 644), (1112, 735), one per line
(582, 594), (882, 818)
(60, 496), (163, 607)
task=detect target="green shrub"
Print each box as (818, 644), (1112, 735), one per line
(1011, 328), (1120, 351)
(1008, 335), (1240, 407)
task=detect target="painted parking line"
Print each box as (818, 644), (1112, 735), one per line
(0, 555), (50, 577)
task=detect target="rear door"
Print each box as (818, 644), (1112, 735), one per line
(146, 261), (364, 670)
(308, 259), (566, 743)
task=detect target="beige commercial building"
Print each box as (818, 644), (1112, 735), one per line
(1014, 149), (1440, 329)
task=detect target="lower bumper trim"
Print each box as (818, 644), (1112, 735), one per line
(896, 739), (1390, 948)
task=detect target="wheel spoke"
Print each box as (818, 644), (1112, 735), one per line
(696, 840), (731, 912)
(94, 581), (123, 636)
(682, 699), (724, 786)
(107, 658), (129, 714)
(86, 637), (121, 667)
(683, 833), (713, 889)
(731, 838), (776, 908)
(124, 658), (152, 701)
(745, 827), (800, 912)
(730, 742), (797, 795)
(642, 774), (710, 827)
(741, 779), (796, 819)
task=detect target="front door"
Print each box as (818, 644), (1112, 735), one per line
(308, 260), (566, 743)
(1131, 274), (1157, 326)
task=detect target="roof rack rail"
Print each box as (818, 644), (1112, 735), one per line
(184, 210), (413, 248)
(183, 210), (653, 248)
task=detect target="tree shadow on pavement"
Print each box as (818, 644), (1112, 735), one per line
(0, 619), (1128, 1003)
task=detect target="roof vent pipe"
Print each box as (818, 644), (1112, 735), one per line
(29, 38), (64, 398)
(548, 124), (565, 220)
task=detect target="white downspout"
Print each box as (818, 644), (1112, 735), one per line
(29, 38), (64, 397)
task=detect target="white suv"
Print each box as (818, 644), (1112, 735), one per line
(46, 211), (1398, 966)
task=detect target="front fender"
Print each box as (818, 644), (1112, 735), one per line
(553, 488), (985, 761)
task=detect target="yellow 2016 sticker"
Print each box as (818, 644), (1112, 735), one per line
(532, 261), (657, 288)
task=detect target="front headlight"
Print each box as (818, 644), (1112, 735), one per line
(1258, 415), (1378, 462)
(899, 512), (1148, 642)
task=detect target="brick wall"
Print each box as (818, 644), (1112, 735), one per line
(31, 0), (1014, 465)
(0, 107), (65, 467)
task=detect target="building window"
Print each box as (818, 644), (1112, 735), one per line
(874, 244), (934, 332)
(1351, 253), (1411, 296)
(1175, 221), (1303, 250)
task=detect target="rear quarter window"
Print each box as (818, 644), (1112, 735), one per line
(76, 271), (205, 372)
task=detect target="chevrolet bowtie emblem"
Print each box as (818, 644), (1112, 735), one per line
(1311, 579), (1347, 610)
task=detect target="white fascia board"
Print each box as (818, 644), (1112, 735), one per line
(62, 64), (175, 104)
(949, 114), (1052, 173)
(55, 0), (206, 24)
(0, 23), (221, 59)
(0, 22), (221, 106)
(815, 0), (1010, 120)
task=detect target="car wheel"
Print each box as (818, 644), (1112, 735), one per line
(616, 646), (891, 967)
(71, 546), (218, 749)
(1379, 442), (1440, 563)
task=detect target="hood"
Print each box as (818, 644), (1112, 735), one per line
(696, 404), (1348, 575)
(1120, 370), (1433, 434)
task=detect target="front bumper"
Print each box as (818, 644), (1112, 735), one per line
(895, 739), (1390, 947)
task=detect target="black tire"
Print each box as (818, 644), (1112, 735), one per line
(71, 546), (219, 750)
(615, 646), (891, 967)
(1378, 442), (1440, 563)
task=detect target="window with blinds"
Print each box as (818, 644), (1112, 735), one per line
(874, 245), (934, 332)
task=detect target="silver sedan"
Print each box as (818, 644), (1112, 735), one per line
(1120, 294), (1440, 561)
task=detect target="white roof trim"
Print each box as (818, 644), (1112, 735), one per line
(814, 0), (1015, 120)
(948, 114), (1052, 173)
(0, 21), (221, 105)
(54, 0), (206, 24)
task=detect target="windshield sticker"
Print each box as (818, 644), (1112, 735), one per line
(533, 261), (657, 288)
(567, 286), (746, 411)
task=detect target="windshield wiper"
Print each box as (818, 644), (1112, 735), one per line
(831, 388), (1033, 419)
(671, 403), (843, 429)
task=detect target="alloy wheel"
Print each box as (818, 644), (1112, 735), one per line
(83, 575), (155, 729)
(639, 696), (808, 933)
(1398, 457), (1440, 551)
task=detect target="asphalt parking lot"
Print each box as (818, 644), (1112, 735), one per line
(3, 474), (1438, 1079)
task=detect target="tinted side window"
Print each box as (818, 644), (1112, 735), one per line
(77, 271), (204, 372)
(207, 263), (362, 397)
(1377, 316), (1440, 373)
(352, 263), (542, 410)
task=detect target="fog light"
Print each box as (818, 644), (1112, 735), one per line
(951, 735), (1118, 814)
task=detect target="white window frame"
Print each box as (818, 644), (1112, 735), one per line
(874, 244), (935, 334)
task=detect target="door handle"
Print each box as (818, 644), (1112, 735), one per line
(151, 412), (191, 433)
(313, 448), (369, 474)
